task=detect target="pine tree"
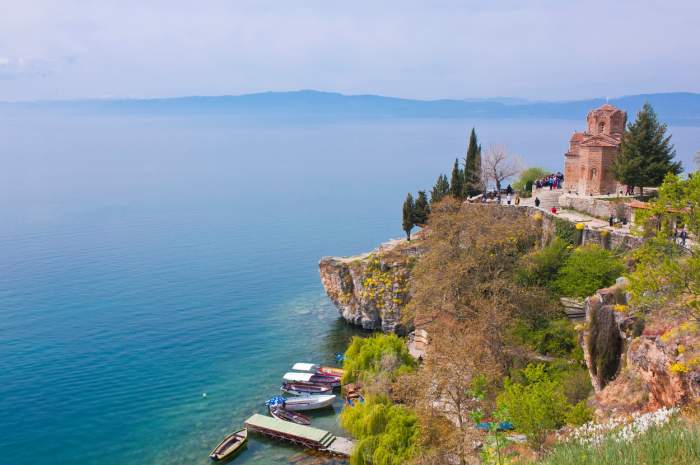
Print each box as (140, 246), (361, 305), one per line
(463, 128), (482, 197)
(612, 103), (682, 194)
(413, 191), (431, 226)
(402, 193), (415, 241)
(431, 174), (450, 204)
(449, 158), (464, 199)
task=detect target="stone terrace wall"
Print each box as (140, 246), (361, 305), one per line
(558, 193), (631, 220)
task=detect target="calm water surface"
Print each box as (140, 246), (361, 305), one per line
(1, 113), (698, 465)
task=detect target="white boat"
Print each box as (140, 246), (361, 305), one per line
(282, 372), (340, 388)
(292, 363), (344, 378)
(267, 394), (336, 411)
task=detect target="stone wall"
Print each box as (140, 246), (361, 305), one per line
(558, 193), (631, 220)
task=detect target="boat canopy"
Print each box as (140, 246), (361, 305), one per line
(292, 363), (319, 372)
(283, 372), (315, 382)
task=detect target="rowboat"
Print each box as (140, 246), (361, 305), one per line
(292, 363), (345, 379)
(209, 428), (248, 461)
(283, 372), (340, 388)
(266, 394), (336, 411)
(269, 405), (312, 425)
(281, 381), (333, 396)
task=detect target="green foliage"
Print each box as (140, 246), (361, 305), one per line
(463, 128), (483, 197)
(511, 319), (579, 358)
(554, 245), (625, 298)
(497, 364), (571, 450)
(402, 193), (415, 240)
(413, 191), (430, 225)
(532, 420), (700, 465)
(449, 158), (464, 199)
(516, 238), (571, 289)
(513, 167), (549, 193)
(342, 333), (415, 385)
(564, 400), (592, 426)
(341, 398), (420, 465)
(430, 174), (450, 204)
(612, 103), (682, 191)
(554, 218), (578, 245)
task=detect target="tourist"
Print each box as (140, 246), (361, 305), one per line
(550, 206), (557, 214)
(515, 194), (520, 206)
(673, 226), (679, 244)
(609, 215), (614, 227)
(506, 193), (512, 205)
(680, 228), (688, 247)
(535, 197), (540, 207)
(506, 184), (513, 195)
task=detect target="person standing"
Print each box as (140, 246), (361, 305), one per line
(535, 197), (540, 207)
(680, 227), (688, 248)
(515, 194), (521, 206)
(673, 226), (679, 244)
(506, 193), (512, 205)
(609, 215), (614, 227)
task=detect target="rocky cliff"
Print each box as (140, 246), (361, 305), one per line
(581, 279), (700, 416)
(318, 238), (422, 333)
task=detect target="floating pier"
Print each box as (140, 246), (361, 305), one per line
(244, 414), (355, 457)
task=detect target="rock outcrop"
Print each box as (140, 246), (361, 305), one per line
(581, 278), (700, 415)
(318, 238), (421, 333)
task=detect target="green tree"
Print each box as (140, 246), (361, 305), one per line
(612, 103), (682, 194)
(431, 174), (450, 204)
(449, 158), (464, 199)
(402, 193), (415, 241)
(513, 167), (549, 193)
(497, 364), (570, 451)
(554, 245), (625, 298)
(413, 191), (431, 225)
(463, 128), (483, 197)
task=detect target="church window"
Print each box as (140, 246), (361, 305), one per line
(590, 168), (597, 180)
(599, 122), (606, 134)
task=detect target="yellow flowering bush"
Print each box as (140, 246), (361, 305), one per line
(670, 362), (689, 374)
(613, 304), (628, 313)
(575, 223), (585, 230)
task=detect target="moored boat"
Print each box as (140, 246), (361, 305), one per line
(269, 405), (312, 425)
(281, 381), (333, 396)
(292, 363), (344, 379)
(283, 372), (340, 388)
(209, 428), (248, 461)
(266, 394), (336, 411)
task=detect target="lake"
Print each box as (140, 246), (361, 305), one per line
(0, 112), (697, 465)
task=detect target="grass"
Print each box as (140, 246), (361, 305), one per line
(532, 420), (700, 465)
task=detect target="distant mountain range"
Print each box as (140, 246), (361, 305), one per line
(3, 90), (700, 125)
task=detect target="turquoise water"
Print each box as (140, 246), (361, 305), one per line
(1, 113), (698, 465)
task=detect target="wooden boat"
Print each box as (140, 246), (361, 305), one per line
(267, 394), (336, 411)
(209, 428), (248, 461)
(269, 405), (312, 425)
(281, 381), (333, 396)
(292, 363), (344, 379)
(283, 372), (340, 388)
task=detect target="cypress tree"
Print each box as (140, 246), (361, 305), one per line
(612, 103), (682, 195)
(431, 174), (450, 204)
(449, 158), (464, 199)
(463, 128), (482, 197)
(413, 191), (430, 226)
(402, 193), (415, 241)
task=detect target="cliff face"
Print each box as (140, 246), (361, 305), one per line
(319, 238), (421, 333)
(581, 279), (700, 415)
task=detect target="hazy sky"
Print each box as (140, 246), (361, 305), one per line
(1, 0), (699, 101)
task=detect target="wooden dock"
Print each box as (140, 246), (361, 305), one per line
(244, 414), (355, 457)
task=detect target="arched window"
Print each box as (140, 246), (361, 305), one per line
(599, 122), (606, 134)
(590, 168), (597, 180)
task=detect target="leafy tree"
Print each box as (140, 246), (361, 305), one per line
(342, 333), (415, 386)
(612, 103), (682, 194)
(463, 128), (483, 197)
(449, 158), (464, 199)
(413, 191), (431, 226)
(497, 364), (570, 451)
(402, 193), (415, 241)
(554, 245), (625, 298)
(513, 167), (549, 193)
(515, 237), (571, 289)
(430, 174), (450, 204)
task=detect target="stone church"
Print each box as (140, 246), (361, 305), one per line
(564, 104), (627, 196)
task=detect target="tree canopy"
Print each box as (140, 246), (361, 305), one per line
(449, 158), (464, 199)
(612, 103), (682, 192)
(430, 174), (450, 204)
(463, 128), (483, 197)
(402, 193), (415, 241)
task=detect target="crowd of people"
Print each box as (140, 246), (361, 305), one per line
(534, 172), (564, 190)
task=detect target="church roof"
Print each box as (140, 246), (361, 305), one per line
(580, 133), (621, 147)
(570, 132), (585, 142)
(593, 103), (623, 113)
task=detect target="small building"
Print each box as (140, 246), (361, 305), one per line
(564, 104), (627, 196)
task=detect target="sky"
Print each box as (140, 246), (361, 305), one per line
(1, 0), (699, 102)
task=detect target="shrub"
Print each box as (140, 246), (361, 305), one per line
(340, 397), (420, 465)
(554, 218), (578, 244)
(514, 167), (549, 193)
(554, 245), (625, 298)
(497, 364), (570, 450)
(515, 238), (571, 289)
(342, 334), (415, 385)
(565, 400), (593, 426)
(512, 318), (578, 357)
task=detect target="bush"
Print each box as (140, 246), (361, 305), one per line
(497, 364), (571, 450)
(342, 334), (415, 385)
(565, 400), (593, 426)
(340, 397), (420, 465)
(516, 238), (571, 289)
(512, 318), (578, 357)
(554, 245), (625, 298)
(554, 219), (578, 244)
(513, 167), (549, 193)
